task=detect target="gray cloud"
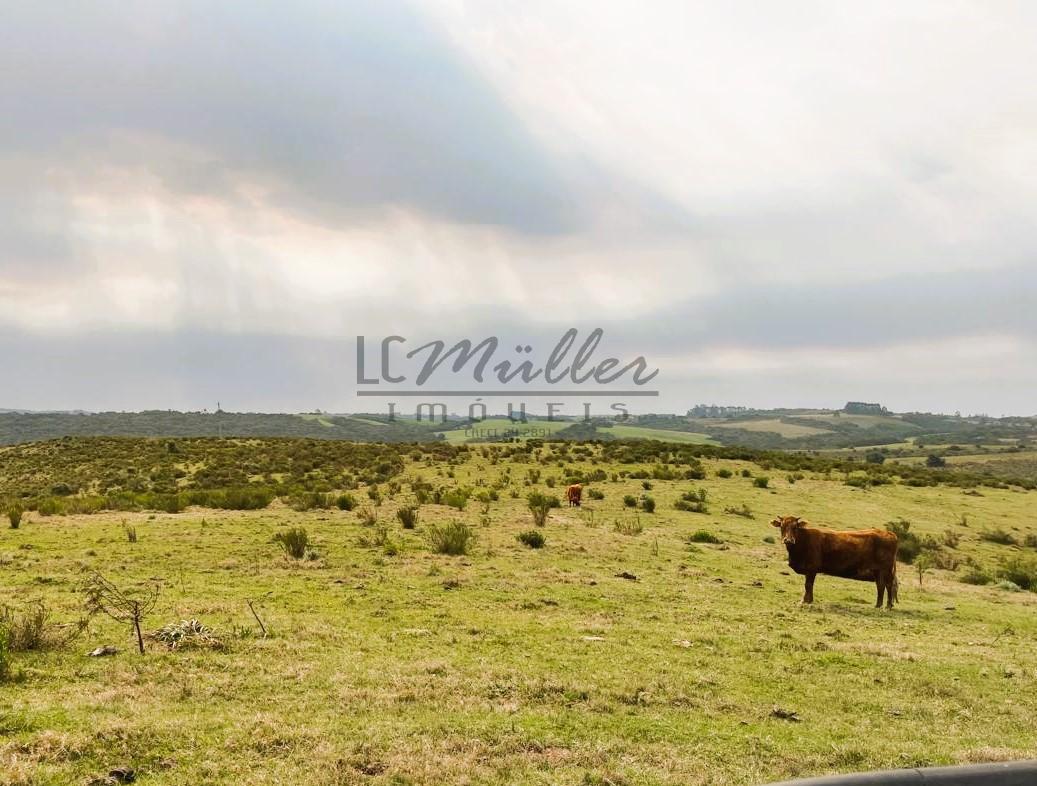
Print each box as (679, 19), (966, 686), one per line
(2, 2), (1037, 415)
(0, 1), (577, 234)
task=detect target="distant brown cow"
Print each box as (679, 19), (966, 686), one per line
(566, 484), (583, 507)
(771, 516), (899, 608)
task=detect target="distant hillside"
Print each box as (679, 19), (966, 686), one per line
(0, 411), (438, 446)
(634, 410), (1037, 450)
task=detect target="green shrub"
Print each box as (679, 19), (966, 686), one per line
(741, 469), (752, 478)
(753, 476), (770, 489)
(357, 508), (378, 527)
(588, 489), (604, 500)
(641, 481), (653, 491)
(674, 488), (708, 513)
(273, 528), (309, 559)
(516, 530), (546, 549)
(688, 530), (722, 544)
(980, 528), (1018, 546)
(7, 504), (23, 529)
(441, 488), (471, 511)
(960, 567), (992, 586)
(189, 488), (274, 510)
(641, 496), (656, 513)
(717, 468), (733, 479)
(997, 555), (1037, 591)
(0, 602), (75, 653)
(622, 495), (638, 508)
(886, 519), (921, 564)
(396, 506), (419, 529)
(613, 517), (643, 536)
(287, 492), (330, 512)
(527, 492), (559, 526)
(335, 493), (357, 511)
(426, 522), (475, 555)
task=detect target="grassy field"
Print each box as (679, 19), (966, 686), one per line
(696, 419), (832, 438)
(603, 425), (715, 444)
(432, 420), (716, 445)
(3, 445), (1037, 785)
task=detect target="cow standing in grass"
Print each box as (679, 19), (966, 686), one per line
(771, 516), (899, 608)
(566, 484), (582, 507)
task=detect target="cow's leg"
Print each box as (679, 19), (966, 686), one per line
(803, 573), (816, 604)
(875, 572), (885, 608)
(886, 573), (896, 610)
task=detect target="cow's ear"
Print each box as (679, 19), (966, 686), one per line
(770, 518), (782, 528)
(794, 517), (807, 528)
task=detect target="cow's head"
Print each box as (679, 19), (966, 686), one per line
(771, 515), (807, 546)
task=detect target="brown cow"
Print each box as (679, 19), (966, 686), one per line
(566, 484), (583, 507)
(771, 516), (898, 608)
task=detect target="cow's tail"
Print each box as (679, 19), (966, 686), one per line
(891, 563), (899, 606)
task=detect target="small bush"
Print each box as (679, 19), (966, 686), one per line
(980, 528), (1018, 546)
(124, 525), (138, 543)
(273, 528), (309, 559)
(1025, 534), (1037, 549)
(674, 488), (708, 513)
(997, 555), (1037, 591)
(441, 488), (471, 511)
(960, 567), (992, 586)
(357, 508), (378, 527)
(426, 522), (475, 555)
(886, 519), (921, 564)
(641, 481), (653, 491)
(335, 493), (357, 511)
(527, 492), (559, 526)
(396, 506), (419, 529)
(0, 602), (79, 652)
(688, 530), (722, 544)
(516, 530), (546, 549)
(641, 496), (656, 513)
(622, 495), (638, 508)
(588, 489), (604, 500)
(942, 529), (961, 549)
(7, 505), (23, 529)
(717, 468), (733, 479)
(613, 517), (643, 536)
(753, 476), (770, 489)
(741, 469), (752, 478)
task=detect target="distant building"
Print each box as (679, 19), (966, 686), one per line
(843, 402), (888, 415)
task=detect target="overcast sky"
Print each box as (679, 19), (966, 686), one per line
(2, 1), (1035, 415)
